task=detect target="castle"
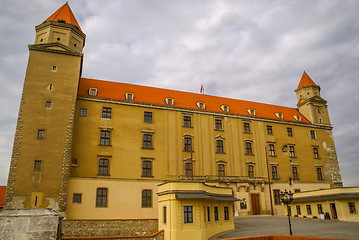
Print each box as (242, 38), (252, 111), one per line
(3, 3), (344, 239)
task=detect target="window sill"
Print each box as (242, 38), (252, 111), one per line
(272, 178), (280, 180)
(216, 152), (226, 154)
(289, 156), (297, 158)
(245, 154), (254, 156)
(95, 206), (108, 208)
(214, 129), (224, 131)
(141, 175), (154, 178)
(141, 206), (153, 208)
(101, 118), (111, 120)
(314, 158), (321, 159)
(97, 174), (110, 177)
(243, 132), (252, 134)
(99, 144), (112, 147)
(183, 150), (194, 153)
(269, 155), (277, 157)
(183, 126), (193, 128)
(142, 147), (154, 150)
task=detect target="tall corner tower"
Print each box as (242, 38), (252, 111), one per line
(295, 71), (331, 125)
(4, 3), (86, 213)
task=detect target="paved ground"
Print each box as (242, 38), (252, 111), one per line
(212, 215), (359, 240)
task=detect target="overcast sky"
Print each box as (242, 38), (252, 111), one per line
(0, 0), (358, 187)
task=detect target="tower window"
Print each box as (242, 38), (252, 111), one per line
(292, 166), (299, 180)
(74, 43), (77, 47)
(144, 111), (152, 123)
(73, 193), (82, 203)
(52, 66), (57, 71)
(185, 162), (193, 177)
(80, 108), (87, 117)
(102, 107), (112, 119)
(142, 134), (153, 149)
(313, 147), (319, 159)
(218, 164), (225, 177)
(100, 130), (111, 146)
(96, 188), (107, 207)
(245, 142), (252, 155)
(57, 37), (60, 41)
(267, 125), (273, 135)
(310, 130), (316, 139)
(243, 122), (250, 133)
(34, 160), (42, 170)
(142, 160), (152, 177)
(216, 140), (224, 153)
(247, 165), (254, 178)
(268, 144), (275, 156)
(289, 146), (296, 157)
(271, 165), (278, 179)
(45, 101), (52, 108)
(316, 167), (323, 180)
(287, 128), (293, 137)
(184, 137), (192, 152)
(98, 158), (109, 176)
(37, 129), (45, 139)
(142, 189), (152, 208)
(215, 119), (223, 130)
(183, 116), (191, 127)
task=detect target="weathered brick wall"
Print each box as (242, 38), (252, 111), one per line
(62, 219), (158, 238)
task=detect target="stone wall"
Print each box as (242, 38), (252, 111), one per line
(62, 219), (158, 238)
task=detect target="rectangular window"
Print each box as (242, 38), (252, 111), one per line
(348, 202), (356, 214)
(125, 93), (133, 100)
(163, 206), (167, 224)
(292, 167), (299, 180)
(268, 144), (275, 156)
(214, 206), (219, 221)
(96, 188), (107, 207)
(89, 88), (97, 96)
(273, 190), (280, 205)
(183, 116), (191, 127)
(216, 140), (224, 153)
(100, 130), (111, 146)
(73, 193), (82, 203)
(245, 142), (252, 155)
(185, 162), (193, 177)
(289, 145), (295, 157)
(71, 158), (79, 167)
(37, 129), (45, 139)
(98, 158), (109, 176)
(267, 125), (273, 135)
(310, 130), (316, 139)
(247, 165), (254, 178)
(207, 206), (211, 222)
(218, 164), (225, 177)
(243, 122), (250, 133)
(313, 147), (319, 159)
(102, 107), (111, 119)
(184, 137), (192, 152)
(34, 160), (42, 170)
(80, 108), (87, 117)
(271, 165), (278, 179)
(215, 119), (223, 130)
(296, 205), (301, 215)
(142, 160), (152, 177)
(45, 101), (52, 108)
(142, 189), (152, 207)
(317, 204), (324, 214)
(142, 134), (153, 149)
(306, 205), (312, 215)
(224, 206), (229, 220)
(184, 206), (193, 223)
(317, 168), (323, 180)
(287, 128), (293, 137)
(144, 111), (152, 123)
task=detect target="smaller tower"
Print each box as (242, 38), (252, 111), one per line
(295, 72), (331, 125)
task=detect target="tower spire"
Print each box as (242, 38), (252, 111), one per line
(44, 3), (82, 31)
(296, 71), (317, 90)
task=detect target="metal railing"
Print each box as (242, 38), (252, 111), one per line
(178, 175), (264, 183)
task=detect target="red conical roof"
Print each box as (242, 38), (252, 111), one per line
(297, 71), (317, 89)
(44, 2), (82, 31)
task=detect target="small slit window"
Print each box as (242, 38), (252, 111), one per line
(165, 98), (174, 105)
(125, 92), (134, 100)
(220, 105), (229, 112)
(196, 102), (205, 109)
(89, 88), (98, 96)
(275, 112), (283, 119)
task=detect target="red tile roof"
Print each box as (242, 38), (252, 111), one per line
(78, 78), (310, 124)
(0, 186), (6, 209)
(297, 71), (317, 89)
(44, 3), (82, 31)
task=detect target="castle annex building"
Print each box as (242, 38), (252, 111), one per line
(2, 3), (345, 239)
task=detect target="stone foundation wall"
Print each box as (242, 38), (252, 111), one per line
(62, 219), (158, 238)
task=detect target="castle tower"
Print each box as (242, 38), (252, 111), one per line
(295, 72), (331, 125)
(4, 3), (85, 213)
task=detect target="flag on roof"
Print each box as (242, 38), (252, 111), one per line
(200, 84), (204, 94)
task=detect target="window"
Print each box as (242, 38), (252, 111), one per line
(316, 168), (323, 180)
(221, 105), (229, 112)
(73, 193), (82, 203)
(165, 98), (174, 105)
(45, 101), (52, 108)
(296, 206), (301, 215)
(144, 111), (152, 123)
(184, 137), (192, 152)
(317, 204), (324, 214)
(215, 119), (223, 130)
(34, 160), (42, 170)
(37, 129), (45, 139)
(96, 188), (107, 207)
(313, 147), (319, 159)
(197, 102), (205, 109)
(89, 88), (97, 96)
(310, 130), (316, 139)
(125, 92), (134, 100)
(102, 107), (111, 119)
(98, 158), (109, 176)
(163, 207), (167, 224)
(216, 140), (224, 153)
(247, 165), (254, 178)
(245, 142), (252, 155)
(250, 109), (255, 115)
(294, 189), (301, 193)
(224, 206), (229, 220)
(184, 206), (193, 223)
(214, 206), (219, 221)
(52, 66), (57, 71)
(240, 199), (247, 209)
(185, 162), (193, 177)
(348, 202), (356, 214)
(306, 205), (312, 215)
(71, 158), (79, 167)
(80, 108), (87, 117)
(142, 160), (152, 177)
(287, 128), (293, 137)
(100, 130), (111, 146)
(273, 190), (280, 205)
(289, 146), (295, 157)
(267, 125), (273, 135)
(271, 166), (278, 179)
(218, 164), (225, 177)
(207, 206), (211, 221)
(292, 167), (299, 180)
(268, 144), (275, 156)
(243, 122), (250, 133)
(142, 190), (152, 207)
(275, 112), (283, 119)
(142, 134), (153, 149)
(183, 116), (191, 127)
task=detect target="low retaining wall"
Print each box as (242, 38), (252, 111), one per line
(220, 234), (342, 240)
(61, 230), (164, 240)
(62, 219), (158, 238)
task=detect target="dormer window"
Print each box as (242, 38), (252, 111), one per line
(293, 115), (301, 121)
(275, 112), (283, 119)
(247, 109), (256, 116)
(220, 105), (229, 112)
(165, 98), (174, 105)
(196, 102), (205, 110)
(125, 93), (134, 100)
(89, 88), (97, 96)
